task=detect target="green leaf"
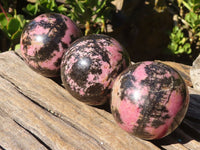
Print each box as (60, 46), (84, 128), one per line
(177, 46), (184, 54)
(0, 13), (8, 28)
(16, 14), (26, 28)
(185, 12), (198, 27)
(179, 37), (187, 44)
(195, 31), (200, 36)
(44, 0), (56, 11)
(183, 43), (192, 54)
(177, 30), (183, 39)
(193, 3), (200, 12)
(0, 13), (12, 28)
(96, 0), (107, 13)
(7, 18), (20, 35)
(183, 43), (191, 48)
(182, 0), (192, 11)
(76, 1), (85, 13)
(169, 42), (178, 51)
(57, 4), (67, 12)
(26, 3), (36, 12)
(11, 29), (22, 40)
(174, 26), (179, 32)
(50, 0), (57, 10)
(14, 43), (21, 51)
(25, 3), (38, 16)
(194, 18), (200, 25)
(194, 0), (200, 4)
(177, 0), (183, 6)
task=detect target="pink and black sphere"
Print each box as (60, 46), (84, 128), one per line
(20, 13), (82, 77)
(111, 61), (189, 140)
(61, 34), (130, 105)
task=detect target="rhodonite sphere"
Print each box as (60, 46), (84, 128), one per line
(111, 61), (189, 140)
(61, 34), (130, 105)
(20, 13), (82, 77)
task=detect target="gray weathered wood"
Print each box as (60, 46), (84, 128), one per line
(190, 54), (200, 91)
(0, 51), (159, 150)
(0, 51), (200, 150)
(186, 87), (200, 120)
(0, 108), (47, 150)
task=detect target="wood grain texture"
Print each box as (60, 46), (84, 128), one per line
(0, 51), (199, 150)
(0, 108), (47, 150)
(0, 51), (159, 150)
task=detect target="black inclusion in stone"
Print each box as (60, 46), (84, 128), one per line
(22, 36), (32, 52)
(120, 73), (136, 100)
(35, 34), (52, 60)
(86, 83), (104, 95)
(64, 17), (68, 22)
(61, 41), (68, 50)
(83, 34), (112, 65)
(93, 38), (110, 65)
(35, 13), (67, 61)
(119, 63), (142, 101)
(133, 62), (172, 136)
(24, 20), (37, 32)
(70, 57), (92, 86)
(21, 21), (37, 51)
(90, 67), (102, 75)
(151, 113), (170, 128)
(70, 34), (79, 44)
(39, 20), (53, 29)
(54, 58), (62, 67)
(112, 108), (123, 124)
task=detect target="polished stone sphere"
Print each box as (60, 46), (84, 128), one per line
(61, 34), (130, 105)
(111, 61), (189, 140)
(20, 13), (82, 77)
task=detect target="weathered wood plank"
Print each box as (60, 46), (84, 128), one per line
(174, 127), (200, 150)
(187, 87), (200, 121)
(0, 108), (47, 150)
(0, 51), (160, 150)
(152, 126), (200, 150)
(0, 77), (94, 150)
(1, 51), (200, 150)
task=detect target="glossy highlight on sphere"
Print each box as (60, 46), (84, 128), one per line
(20, 13), (82, 77)
(61, 34), (130, 105)
(111, 61), (189, 140)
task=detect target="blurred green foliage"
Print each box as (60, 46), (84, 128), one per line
(166, 0), (200, 56)
(22, 0), (67, 16)
(0, 0), (116, 51)
(0, 11), (26, 50)
(65, 0), (115, 35)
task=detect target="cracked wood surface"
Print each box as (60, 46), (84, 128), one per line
(0, 51), (200, 150)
